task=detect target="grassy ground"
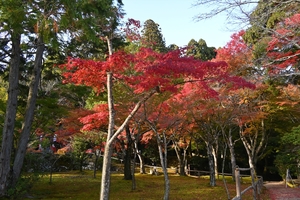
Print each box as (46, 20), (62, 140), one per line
(21, 171), (270, 200)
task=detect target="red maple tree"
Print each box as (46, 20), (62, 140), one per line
(212, 30), (253, 77)
(60, 40), (254, 199)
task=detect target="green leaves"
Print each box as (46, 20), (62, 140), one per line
(141, 19), (167, 53)
(275, 125), (300, 176)
(186, 39), (216, 61)
(0, 0), (26, 34)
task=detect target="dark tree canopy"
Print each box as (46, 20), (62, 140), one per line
(186, 39), (216, 61)
(141, 19), (167, 53)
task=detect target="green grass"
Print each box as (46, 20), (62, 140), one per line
(20, 171), (270, 200)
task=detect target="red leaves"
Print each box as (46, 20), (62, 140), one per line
(212, 30), (253, 76)
(61, 51), (134, 93)
(80, 104), (109, 131)
(124, 18), (141, 41)
(80, 112), (108, 131)
(61, 58), (107, 93)
(266, 13), (300, 72)
(285, 14), (300, 26)
(60, 42), (254, 136)
(61, 47), (235, 95)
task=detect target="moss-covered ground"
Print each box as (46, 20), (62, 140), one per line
(20, 171), (270, 200)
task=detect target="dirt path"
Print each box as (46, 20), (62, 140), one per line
(264, 181), (300, 200)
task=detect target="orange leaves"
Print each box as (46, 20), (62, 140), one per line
(276, 84), (300, 107)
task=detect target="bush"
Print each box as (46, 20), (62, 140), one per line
(7, 173), (40, 199)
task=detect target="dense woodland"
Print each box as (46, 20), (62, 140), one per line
(0, 0), (300, 199)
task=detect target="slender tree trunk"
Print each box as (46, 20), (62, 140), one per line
(238, 119), (267, 174)
(131, 147), (137, 190)
(222, 127), (237, 181)
(12, 35), (45, 186)
(137, 153), (145, 174)
(99, 36), (158, 198)
(134, 126), (149, 174)
(228, 138), (237, 181)
(174, 144), (186, 176)
(239, 134), (255, 172)
(180, 149), (187, 176)
(212, 144), (218, 179)
(0, 33), (21, 196)
(99, 72), (158, 200)
(100, 72), (115, 200)
(134, 139), (145, 174)
(206, 143), (216, 187)
(124, 125), (132, 180)
(183, 148), (188, 175)
(156, 131), (169, 200)
(221, 143), (231, 200)
(174, 145), (181, 175)
(239, 126), (257, 173)
(94, 152), (100, 178)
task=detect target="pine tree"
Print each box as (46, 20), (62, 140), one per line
(141, 19), (167, 53)
(186, 39), (216, 61)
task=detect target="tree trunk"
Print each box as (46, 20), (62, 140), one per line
(99, 66), (158, 199)
(134, 126), (148, 174)
(174, 144), (186, 176)
(180, 149), (188, 176)
(228, 132), (237, 181)
(124, 125), (132, 180)
(222, 127), (237, 181)
(221, 142), (231, 200)
(12, 35), (45, 187)
(174, 145), (181, 175)
(100, 72), (115, 200)
(156, 131), (170, 200)
(238, 119), (267, 174)
(0, 33), (21, 196)
(131, 148), (137, 190)
(206, 143), (216, 187)
(239, 126), (257, 173)
(137, 153), (145, 174)
(94, 152), (100, 178)
(212, 144), (218, 179)
(99, 72), (158, 200)
(134, 138), (145, 174)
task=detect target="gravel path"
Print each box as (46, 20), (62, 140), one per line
(264, 181), (300, 200)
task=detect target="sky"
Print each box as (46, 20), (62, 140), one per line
(122, 0), (236, 48)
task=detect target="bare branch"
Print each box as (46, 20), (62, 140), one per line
(192, 0), (259, 28)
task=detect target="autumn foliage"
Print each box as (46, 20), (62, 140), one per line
(212, 30), (253, 77)
(61, 47), (253, 96)
(266, 13), (300, 72)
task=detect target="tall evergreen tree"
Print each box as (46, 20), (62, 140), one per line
(141, 19), (167, 53)
(0, 0), (122, 196)
(186, 39), (216, 61)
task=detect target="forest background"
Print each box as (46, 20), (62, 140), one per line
(0, 0), (300, 199)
